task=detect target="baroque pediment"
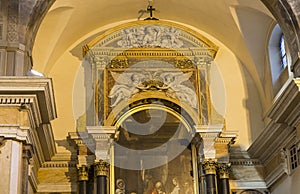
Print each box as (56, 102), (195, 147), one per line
(87, 21), (218, 58)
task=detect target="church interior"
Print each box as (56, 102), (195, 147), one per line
(0, 0), (300, 193)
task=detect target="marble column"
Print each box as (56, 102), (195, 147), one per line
(95, 160), (110, 194)
(203, 160), (218, 194)
(218, 163), (231, 194)
(78, 165), (89, 194)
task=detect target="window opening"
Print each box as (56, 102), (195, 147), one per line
(279, 34), (287, 69)
(290, 145), (298, 170)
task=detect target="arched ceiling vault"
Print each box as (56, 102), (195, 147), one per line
(32, 0), (277, 142)
(33, 0), (275, 108)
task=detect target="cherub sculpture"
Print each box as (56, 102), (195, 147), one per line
(109, 72), (150, 107)
(159, 72), (197, 108)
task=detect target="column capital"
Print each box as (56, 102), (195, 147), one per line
(77, 165), (89, 181)
(218, 163), (231, 179)
(202, 159), (218, 175)
(94, 160), (110, 177)
(22, 144), (34, 161)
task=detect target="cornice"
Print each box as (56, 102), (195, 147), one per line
(267, 78), (300, 127)
(248, 121), (295, 163)
(42, 161), (77, 168)
(87, 20), (219, 57)
(230, 159), (262, 166)
(0, 77), (57, 162)
(0, 124), (31, 143)
(0, 95), (42, 129)
(0, 77), (57, 123)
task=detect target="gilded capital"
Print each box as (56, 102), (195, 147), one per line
(218, 163), (231, 179)
(78, 165), (89, 181)
(95, 160), (110, 177)
(202, 159), (218, 175)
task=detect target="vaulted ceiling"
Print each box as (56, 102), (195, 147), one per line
(32, 0), (277, 149)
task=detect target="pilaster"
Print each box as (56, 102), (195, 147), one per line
(68, 132), (95, 167)
(0, 77), (57, 194)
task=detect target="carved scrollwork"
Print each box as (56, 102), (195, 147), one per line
(109, 58), (129, 69)
(175, 58), (194, 69)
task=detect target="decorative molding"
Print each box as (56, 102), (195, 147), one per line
(0, 95), (42, 129)
(264, 164), (286, 187)
(0, 77), (57, 166)
(247, 79), (300, 188)
(42, 161), (77, 168)
(37, 183), (76, 193)
(230, 159), (261, 166)
(229, 180), (267, 190)
(0, 77), (57, 122)
(268, 78), (300, 127)
(87, 126), (116, 160)
(248, 121), (294, 163)
(87, 126), (116, 136)
(195, 124), (224, 132)
(0, 124), (31, 143)
(87, 21), (219, 58)
(195, 125), (223, 159)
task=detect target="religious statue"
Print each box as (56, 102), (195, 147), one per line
(109, 71), (197, 108)
(117, 25), (184, 48)
(109, 72), (150, 107)
(159, 72), (197, 108)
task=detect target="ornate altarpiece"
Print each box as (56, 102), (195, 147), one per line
(79, 21), (233, 194)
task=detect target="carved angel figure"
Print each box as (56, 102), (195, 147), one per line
(109, 72), (149, 107)
(159, 72), (197, 108)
